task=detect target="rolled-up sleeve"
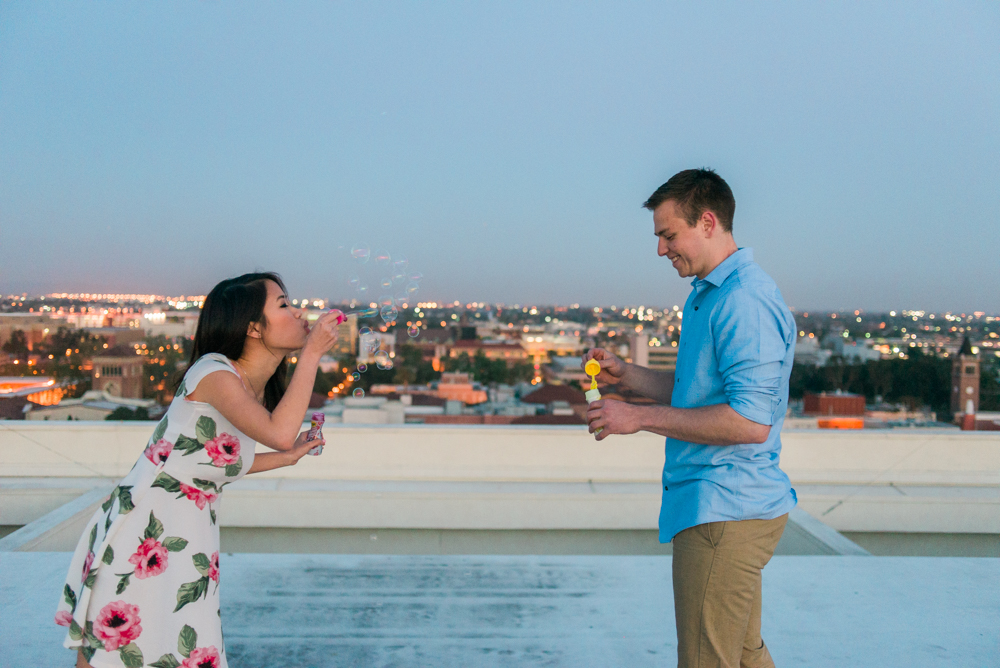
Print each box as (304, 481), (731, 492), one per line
(711, 286), (789, 426)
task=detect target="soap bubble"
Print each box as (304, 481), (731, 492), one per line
(378, 294), (394, 307)
(380, 276), (393, 290)
(355, 307), (377, 318)
(394, 292), (408, 306)
(408, 325), (420, 338)
(353, 388), (365, 398)
(356, 285), (368, 298)
(357, 363), (367, 373)
(409, 271), (423, 282)
(374, 350), (390, 367)
(380, 304), (398, 323)
(351, 245), (370, 264)
(392, 272), (407, 285)
(373, 249), (391, 268)
(405, 282), (419, 296)
(352, 371), (361, 381)
(359, 326), (373, 337)
(393, 254), (408, 272)
(348, 275), (360, 289)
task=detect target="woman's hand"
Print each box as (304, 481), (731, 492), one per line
(284, 430), (324, 466)
(247, 430), (325, 474)
(581, 348), (628, 386)
(301, 311), (341, 359)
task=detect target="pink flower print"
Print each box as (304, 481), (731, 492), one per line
(204, 433), (240, 467)
(144, 438), (174, 465)
(128, 538), (169, 579)
(81, 551), (95, 583)
(55, 610), (74, 627)
(182, 646), (222, 668)
(179, 483), (218, 510)
(208, 551), (220, 582)
(94, 600), (142, 651)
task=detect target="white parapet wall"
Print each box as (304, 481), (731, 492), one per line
(1, 422), (997, 535)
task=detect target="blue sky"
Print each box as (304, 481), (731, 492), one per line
(1, 1), (997, 311)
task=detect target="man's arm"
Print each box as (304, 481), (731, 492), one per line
(580, 348), (674, 403)
(619, 363), (675, 404)
(586, 400), (770, 444)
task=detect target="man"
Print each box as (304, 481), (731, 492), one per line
(583, 168), (797, 668)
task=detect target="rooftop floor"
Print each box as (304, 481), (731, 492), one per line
(3, 553), (996, 667)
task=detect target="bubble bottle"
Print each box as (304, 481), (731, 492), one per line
(584, 359), (603, 435)
(306, 412), (325, 456)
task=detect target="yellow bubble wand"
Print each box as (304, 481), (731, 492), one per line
(584, 359), (603, 435)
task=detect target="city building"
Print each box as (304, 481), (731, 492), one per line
(803, 391), (866, 417)
(630, 333), (678, 372)
(24, 390), (161, 421)
(951, 337), (980, 420)
(91, 346), (144, 398)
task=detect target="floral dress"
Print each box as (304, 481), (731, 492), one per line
(55, 353), (255, 668)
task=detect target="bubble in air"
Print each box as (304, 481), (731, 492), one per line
(357, 363), (367, 373)
(356, 285), (369, 298)
(373, 249), (391, 268)
(348, 275), (360, 289)
(378, 294), (394, 307)
(392, 272), (407, 285)
(374, 350), (390, 368)
(351, 245), (371, 264)
(380, 304), (398, 323)
(405, 282), (419, 296)
(409, 271), (423, 282)
(380, 277), (393, 290)
(352, 371), (361, 381)
(355, 307), (377, 318)
(408, 325), (420, 338)
(394, 292), (408, 307)
(393, 255), (408, 272)
(359, 326), (373, 337)
(353, 388), (365, 398)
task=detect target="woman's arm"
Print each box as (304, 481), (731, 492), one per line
(192, 313), (341, 451)
(247, 430), (324, 473)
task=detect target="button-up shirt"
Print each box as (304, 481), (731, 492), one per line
(659, 248), (797, 542)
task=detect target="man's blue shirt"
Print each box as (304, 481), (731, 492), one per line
(659, 248), (797, 543)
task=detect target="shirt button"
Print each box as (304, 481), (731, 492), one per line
(694, 306), (699, 311)
(664, 485), (669, 491)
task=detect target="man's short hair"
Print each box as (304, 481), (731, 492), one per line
(643, 168), (736, 233)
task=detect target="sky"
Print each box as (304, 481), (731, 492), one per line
(1, 1), (997, 312)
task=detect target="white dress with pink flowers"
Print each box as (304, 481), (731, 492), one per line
(55, 353), (255, 668)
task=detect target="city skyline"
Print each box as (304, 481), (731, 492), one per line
(2, 2), (998, 310)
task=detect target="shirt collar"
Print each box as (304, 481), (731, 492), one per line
(691, 248), (754, 289)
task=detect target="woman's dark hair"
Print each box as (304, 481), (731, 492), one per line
(181, 272), (289, 411)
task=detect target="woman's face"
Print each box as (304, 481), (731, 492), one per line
(256, 280), (308, 352)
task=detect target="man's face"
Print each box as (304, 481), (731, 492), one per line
(653, 200), (710, 279)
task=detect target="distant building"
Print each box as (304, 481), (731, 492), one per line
(951, 336), (979, 421)
(630, 333), (678, 372)
(92, 346), (145, 398)
(448, 340), (530, 365)
(25, 390), (160, 421)
(542, 356), (588, 387)
(803, 391), (866, 417)
(0, 376), (77, 420)
(794, 336), (833, 367)
(435, 373), (488, 405)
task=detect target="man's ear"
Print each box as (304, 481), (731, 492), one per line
(700, 210), (719, 238)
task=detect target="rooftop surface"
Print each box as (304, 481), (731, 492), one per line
(3, 553), (996, 667)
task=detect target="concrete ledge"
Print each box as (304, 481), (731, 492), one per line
(786, 507), (869, 555)
(0, 485), (114, 552)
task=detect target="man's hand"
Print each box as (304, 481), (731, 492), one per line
(581, 348), (627, 386)
(586, 398), (641, 441)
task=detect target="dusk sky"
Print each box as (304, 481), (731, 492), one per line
(1, 2), (997, 312)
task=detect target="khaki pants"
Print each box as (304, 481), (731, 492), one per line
(672, 514), (788, 668)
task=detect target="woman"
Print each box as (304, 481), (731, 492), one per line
(54, 272), (341, 668)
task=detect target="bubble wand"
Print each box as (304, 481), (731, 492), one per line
(584, 359), (603, 435)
